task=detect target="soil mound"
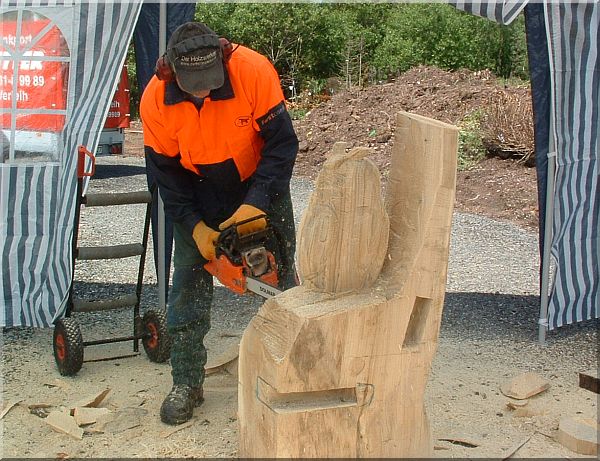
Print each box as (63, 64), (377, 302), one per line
(293, 65), (532, 180)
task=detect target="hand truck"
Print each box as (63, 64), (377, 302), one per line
(52, 146), (171, 376)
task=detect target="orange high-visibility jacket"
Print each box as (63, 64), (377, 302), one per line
(140, 45), (298, 232)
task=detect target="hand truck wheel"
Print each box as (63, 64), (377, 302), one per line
(53, 317), (84, 376)
(142, 310), (171, 363)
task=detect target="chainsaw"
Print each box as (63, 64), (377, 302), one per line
(204, 216), (282, 299)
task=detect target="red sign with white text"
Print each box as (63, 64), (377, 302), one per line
(104, 66), (130, 129)
(0, 19), (68, 132)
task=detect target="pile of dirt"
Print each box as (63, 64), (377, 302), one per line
(291, 65), (539, 230)
(455, 156), (539, 230)
(292, 65), (532, 180)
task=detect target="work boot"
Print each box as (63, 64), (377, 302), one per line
(160, 384), (204, 425)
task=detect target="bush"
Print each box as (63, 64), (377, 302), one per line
(195, 3), (529, 92)
(126, 43), (139, 120)
(480, 88), (535, 165)
(373, 4), (528, 81)
(196, 3), (351, 96)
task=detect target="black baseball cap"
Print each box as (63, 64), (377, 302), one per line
(166, 22), (224, 94)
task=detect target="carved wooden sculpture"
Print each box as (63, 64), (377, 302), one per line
(238, 111), (458, 457)
(296, 143), (390, 293)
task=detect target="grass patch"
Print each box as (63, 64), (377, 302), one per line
(289, 107), (309, 120)
(457, 110), (486, 171)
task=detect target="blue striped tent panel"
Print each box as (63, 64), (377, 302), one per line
(2, 0), (70, 6)
(0, 2), (142, 327)
(450, 1), (525, 25)
(449, 1), (599, 331)
(1, 164), (61, 327)
(547, 2), (599, 329)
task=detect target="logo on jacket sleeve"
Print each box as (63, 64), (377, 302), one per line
(235, 116), (251, 127)
(257, 101), (286, 128)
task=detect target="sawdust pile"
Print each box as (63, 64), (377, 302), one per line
(292, 65), (534, 179)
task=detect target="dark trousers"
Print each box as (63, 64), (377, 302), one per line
(167, 190), (297, 387)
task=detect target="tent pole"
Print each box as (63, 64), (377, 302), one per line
(538, 6), (558, 346)
(157, 2), (167, 311)
(538, 150), (556, 345)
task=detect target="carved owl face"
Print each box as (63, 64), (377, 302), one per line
(297, 144), (390, 293)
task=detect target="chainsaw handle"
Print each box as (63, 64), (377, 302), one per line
(213, 215), (274, 267)
(231, 214), (269, 230)
(215, 215), (270, 249)
(216, 215), (268, 240)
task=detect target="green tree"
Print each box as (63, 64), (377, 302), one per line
(196, 3), (353, 92)
(127, 3), (529, 118)
(373, 4), (527, 80)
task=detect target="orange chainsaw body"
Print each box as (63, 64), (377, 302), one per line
(204, 255), (248, 295)
(204, 216), (279, 297)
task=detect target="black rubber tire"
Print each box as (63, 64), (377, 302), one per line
(53, 317), (84, 376)
(142, 310), (171, 363)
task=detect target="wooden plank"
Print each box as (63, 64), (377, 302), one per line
(160, 419), (195, 438)
(578, 370), (599, 394)
(43, 379), (71, 391)
(501, 435), (533, 460)
(205, 342), (239, 375)
(45, 411), (84, 440)
(500, 372), (550, 400)
(506, 399), (529, 410)
(73, 407), (111, 426)
(437, 437), (481, 448)
(70, 388), (111, 411)
(0, 399), (22, 419)
(101, 407), (147, 434)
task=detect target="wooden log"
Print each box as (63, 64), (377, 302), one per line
(238, 111), (458, 457)
(557, 416), (598, 456)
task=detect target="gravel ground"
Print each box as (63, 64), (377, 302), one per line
(2, 154), (597, 458)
